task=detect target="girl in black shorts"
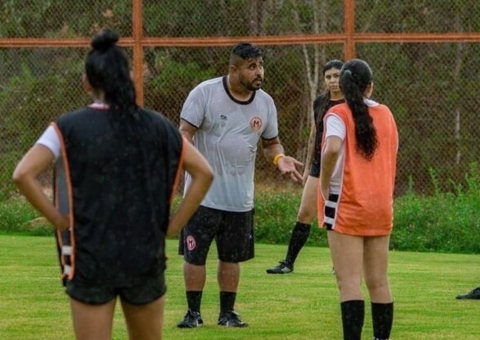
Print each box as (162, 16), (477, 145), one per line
(13, 28), (213, 340)
(266, 59), (344, 274)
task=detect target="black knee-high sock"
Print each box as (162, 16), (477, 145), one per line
(372, 302), (394, 340)
(186, 291), (203, 313)
(220, 291), (237, 314)
(285, 222), (311, 266)
(340, 300), (365, 340)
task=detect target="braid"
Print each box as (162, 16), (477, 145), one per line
(340, 61), (378, 160)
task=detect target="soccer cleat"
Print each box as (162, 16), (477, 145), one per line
(218, 310), (248, 327)
(177, 309), (203, 328)
(456, 286), (480, 300)
(266, 261), (293, 274)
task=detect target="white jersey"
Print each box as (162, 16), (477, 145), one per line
(181, 76), (278, 212)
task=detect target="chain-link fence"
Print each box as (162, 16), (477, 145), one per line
(2, 0), (480, 201)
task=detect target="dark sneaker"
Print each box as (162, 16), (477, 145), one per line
(177, 309), (203, 328)
(218, 310), (248, 327)
(266, 261), (293, 274)
(456, 286), (480, 300)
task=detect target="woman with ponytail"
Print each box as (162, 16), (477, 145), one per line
(13, 28), (213, 340)
(318, 59), (398, 340)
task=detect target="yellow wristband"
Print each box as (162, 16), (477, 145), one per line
(273, 153), (285, 166)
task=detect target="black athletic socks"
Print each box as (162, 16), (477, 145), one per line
(341, 300), (365, 340)
(285, 222), (311, 266)
(372, 302), (393, 340)
(186, 291), (203, 313)
(220, 291), (237, 314)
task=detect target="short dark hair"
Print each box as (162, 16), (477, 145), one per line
(230, 42), (264, 65)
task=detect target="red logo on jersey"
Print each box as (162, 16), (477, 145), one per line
(186, 235), (196, 251)
(250, 117), (262, 131)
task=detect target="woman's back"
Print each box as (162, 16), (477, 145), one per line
(55, 106), (183, 284)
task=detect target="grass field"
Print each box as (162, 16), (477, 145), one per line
(1, 235), (479, 339)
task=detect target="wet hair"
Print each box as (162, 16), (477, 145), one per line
(85, 28), (137, 116)
(315, 59), (344, 131)
(339, 59), (378, 160)
(229, 42), (264, 66)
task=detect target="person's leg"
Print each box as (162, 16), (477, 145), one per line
(215, 209), (253, 327)
(218, 261), (240, 312)
(121, 295), (165, 340)
(178, 206), (218, 327)
(217, 261), (247, 327)
(184, 262), (207, 311)
(266, 176), (317, 274)
(328, 231), (365, 340)
(285, 176), (318, 265)
(70, 298), (116, 340)
(364, 235), (393, 340)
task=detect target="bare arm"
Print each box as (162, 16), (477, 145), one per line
(166, 138), (213, 237)
(179, 119), (197, 143)
(12, 144), (69, 230)
(320, 136), (342, 199)
(262, 137), (303, 182)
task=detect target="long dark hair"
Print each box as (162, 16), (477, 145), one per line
(85, 28), (137, 116)
(340, 59), (378, 160)
(315, 59), (344, 130)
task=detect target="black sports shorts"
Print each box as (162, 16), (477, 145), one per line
(310, 153), (321, 178)
(66, 271), (167, 305)
(309, 162), (320, 178)
(178, 205), (254, 265)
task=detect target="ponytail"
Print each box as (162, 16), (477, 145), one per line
(340, 60), (378, 160)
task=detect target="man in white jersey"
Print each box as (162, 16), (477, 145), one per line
(177, 42), (303, 328)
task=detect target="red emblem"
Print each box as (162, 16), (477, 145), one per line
(250, 117), (262, 131)
(186, 235), (196, 251)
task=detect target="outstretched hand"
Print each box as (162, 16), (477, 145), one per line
(277, 156), (303, 182)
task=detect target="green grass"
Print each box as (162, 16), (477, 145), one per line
(1, 235), (479, 339)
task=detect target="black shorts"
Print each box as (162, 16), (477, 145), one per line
(178, 205), (254, 265)
(309, 163), (320, 178)
(310, 154), (321, 178)
(66, 271), (167, 305)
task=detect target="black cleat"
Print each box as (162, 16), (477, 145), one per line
(218, 310), (248, 327)
(456, 286), (480, 300)
(177, 309), (203, 328)
(266, 261), (293, 274)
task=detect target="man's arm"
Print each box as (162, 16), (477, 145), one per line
(262, 137), (303, 182)
(179, 119), (198, 143)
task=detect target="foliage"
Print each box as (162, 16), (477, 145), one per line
(0, 198), (52, 236)
(1, 0), (131, 37)
(3, 164), (480, 254)
(391, 163), (480, 254)
(0, 49), (87, 202)
(2, 0), (480, 202)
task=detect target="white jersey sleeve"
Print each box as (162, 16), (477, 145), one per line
(324, 113), (346, 195)
(180, 86), (206, 128)
(36, 125), (60, 159)
(260, 96), (279, 140)
(325, 114), (346, 139)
